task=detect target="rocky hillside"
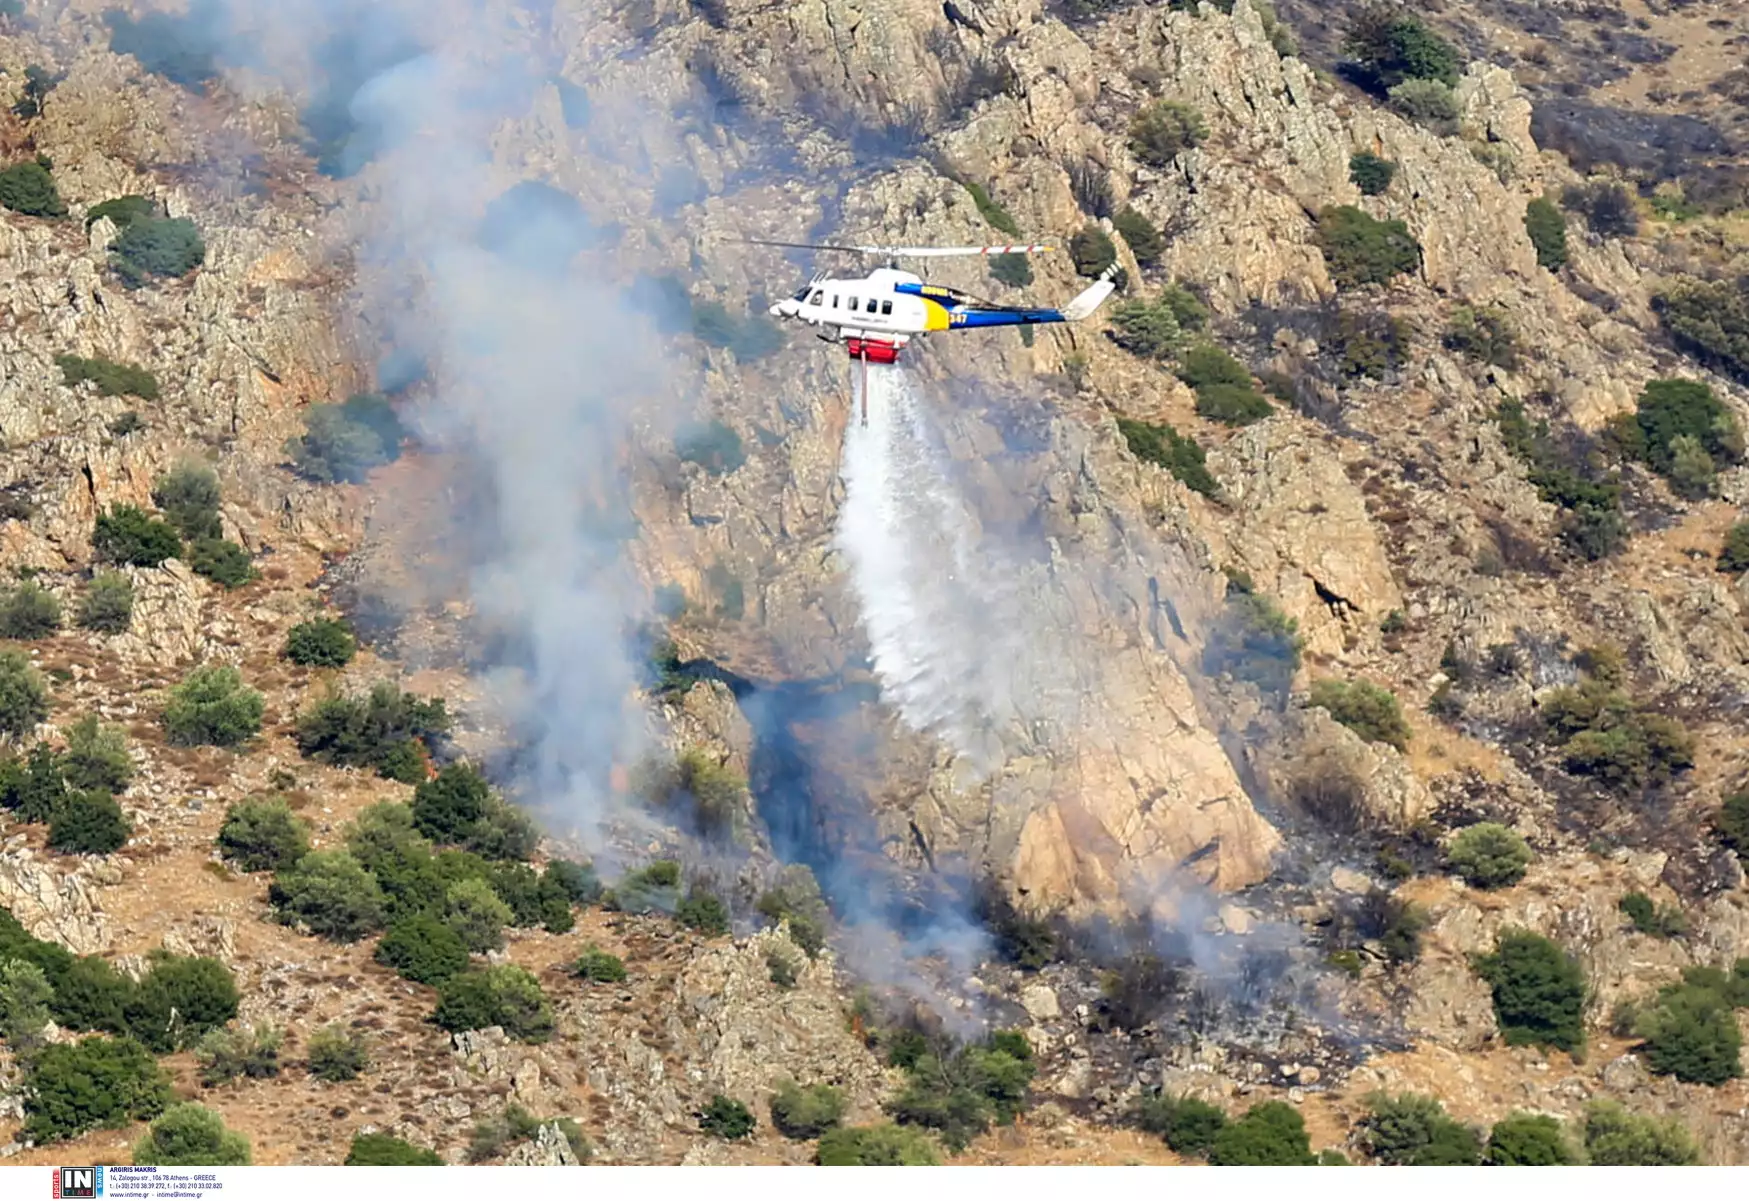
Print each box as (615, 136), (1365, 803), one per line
(0, 0), (1746, 1169)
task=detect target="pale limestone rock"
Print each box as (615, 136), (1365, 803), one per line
(1020, 983), (1061, 1021)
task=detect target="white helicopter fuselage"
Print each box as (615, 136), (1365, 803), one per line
(768, 267), (931, 361)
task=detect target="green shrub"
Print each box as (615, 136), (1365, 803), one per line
(1128, 100), (1207, 166)
(1443, 305), (1519, 369)
(677, 889), (730, 936)
(1719, 524), (1749, 576)
(1665, 434), (1716, 499)
(1447, 822), (1532, 889)
(1331, 309), (1412, 380)
(0, 580), (61, 639)
(1113, 207), (1165, 265)
(961, 181), (1021, 237)
(1207, 1100), (1317, 1165)
(1343, 4), (1461, 90)
(410, 763), (535, 860)
(86, 194), (158, 232)
(1315, 205), (1420, 288)
(1540, 678), (1693, 789)
(0, 158), (67, 218)
(60, 715), (133, 795)
(1308, 678), (1410, 750)
(1581, 1100), (1700, 1165)
(574, 944), (627, 983)
(162, 665), (264, 748)
(133, 1102), (251, 1166)
(769, 1079), (846, 1139)
(444, 876), (512, 953)
(57, 354), (159, 400)
(1719, 791), (1749, 859)
(816, 1123), (941, 1165)
(1388, 78), (1458, 127)
(1359, 1092), (1481, 1165)
(1654, 275), (1749, 384)
(187, 538), (252, 588)
(1132, 1092), (1228, 1156)
(755, 865), (829, 958)
(886, 1032), (1035, 1151)
(345, 1132), (443, 1165)
(700, 1094), (756, 1140)
(1176, 342), (1248, 390)
(1349, 151), (1397, 196)
(0, 957), (53, 1051)
(1629, 377), (1743, 482)
(2, 741), (67, 823)
(375, 913), (470, 985)
(150, 462), (224, 540)
(296, 683), (448, 783)
(51, 955), (133, 1034)
(287, 393), (406, 484)
(483, 861), (572, 932)
(606, 860), (683, 915)
(546, 859), (602, 907)
(1484, 1112), (1577, 1165)
(1106, 296), (1186, 359)
(218, 798), (311, 873)
(1474, 928), (1586, 1052)
(0, 649), (47, 739)
(1633, 975), (1744, 1085)
(1117, 419), (1217, 497)
(284, 617), (357, 667)
(271, 851), (387, 943)
(675, 418), (746, 475)
(93, 503), (182, 567)
(196, 1023), (281, 1086)
(48, 791), (130, 854)
(23, 1035), (171, 1142)
(306, 1023), (370, 1082)
(431, 965), (554, 1042)
(110, 215), (205, 288)
(126, 953), (240, 1053)
(78, 572), (135, 634)
(988, 253), (1033, 288)
(1619, 891), (1687, 938)
(1202, 575), (1302, 696)
(1525, 196), (1569, 271)
(1069, 225), (1116, 278)
(1494, 400), (1626, 559)
(672, 747), (747, 838)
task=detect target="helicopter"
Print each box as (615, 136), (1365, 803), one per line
(745, 239), (1121, 424)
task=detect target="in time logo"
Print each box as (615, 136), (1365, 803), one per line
(52, 1167), (103, 1199)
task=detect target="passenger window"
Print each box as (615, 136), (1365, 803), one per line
(865, 297), (878, 313)
(830, 294), (839, 308)
(881, 299), (893, 315)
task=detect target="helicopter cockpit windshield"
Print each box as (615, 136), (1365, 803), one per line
(790, 284), (812, 301)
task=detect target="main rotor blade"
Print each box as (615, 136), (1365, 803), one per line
(870, 244), (1055, 257)
(734, 238), (871, 254)
(735, 238), (1055, 257)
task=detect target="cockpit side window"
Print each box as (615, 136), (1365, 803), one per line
(808, 290), (824, 305)
(880, 299), (893, 315)
(865, 297), (878, 313)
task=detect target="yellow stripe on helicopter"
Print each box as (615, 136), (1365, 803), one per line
(922, 297), (952, 331)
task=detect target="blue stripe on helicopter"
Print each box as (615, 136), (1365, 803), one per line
(893, 282), (1064, 327)
(948, 308), (1064, 327)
